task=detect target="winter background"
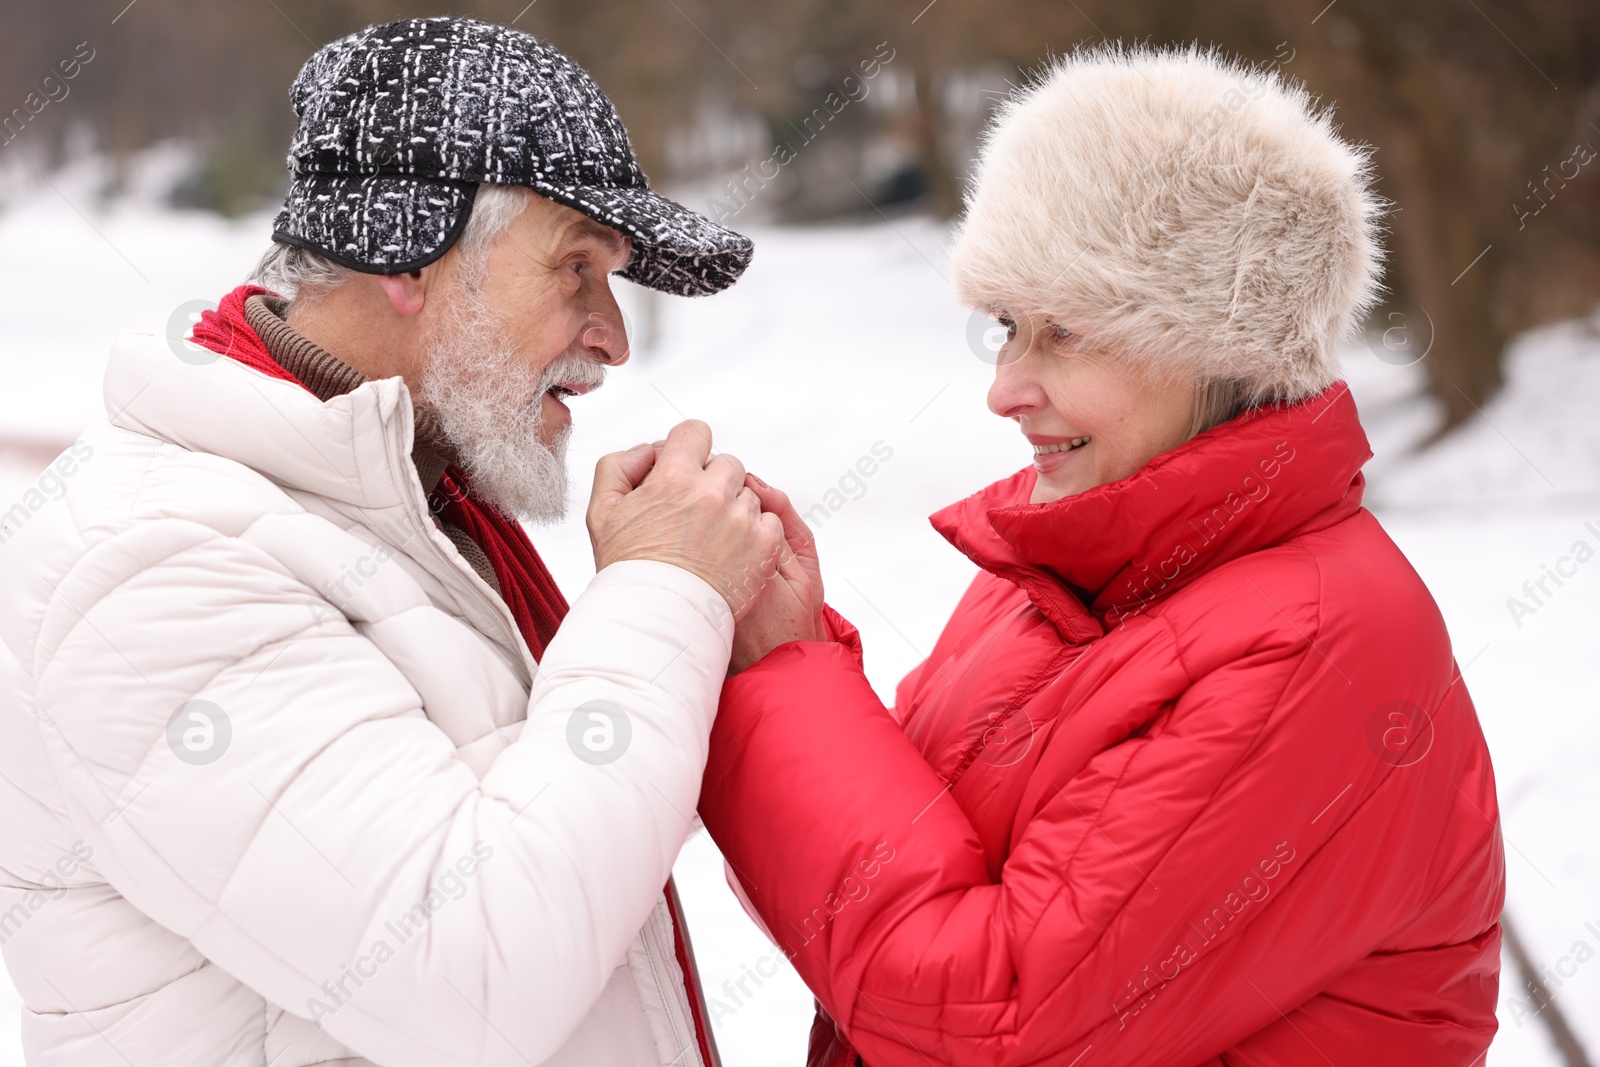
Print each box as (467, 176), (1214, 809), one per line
(0, 146), (1596, 1065)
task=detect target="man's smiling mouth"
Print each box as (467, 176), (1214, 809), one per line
(544, 377), (601, 407)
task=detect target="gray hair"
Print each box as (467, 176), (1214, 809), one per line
(250, 183), (538, 303)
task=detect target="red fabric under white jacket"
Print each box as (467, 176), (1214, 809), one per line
(699, 384), (1504, 1067)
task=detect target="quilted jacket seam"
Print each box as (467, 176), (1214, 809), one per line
(1015, 607), (1319, 1026)
(33, 509), (306, 688)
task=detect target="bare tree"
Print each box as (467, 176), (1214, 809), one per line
(2, 0), (1594, 420)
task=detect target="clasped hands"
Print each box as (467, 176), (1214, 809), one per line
(586, 420), (825, 674)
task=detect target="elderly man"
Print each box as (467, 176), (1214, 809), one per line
(0, 18), (785, 1067)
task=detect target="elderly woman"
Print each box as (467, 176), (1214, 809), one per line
(701, 46), (1504, 1067)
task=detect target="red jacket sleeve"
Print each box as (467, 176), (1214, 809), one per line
(698, 605), (1498, 1067)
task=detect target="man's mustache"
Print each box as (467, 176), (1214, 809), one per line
(535, 353), (608, 400)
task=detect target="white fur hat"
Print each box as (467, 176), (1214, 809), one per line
(949, 45), (1383, 403)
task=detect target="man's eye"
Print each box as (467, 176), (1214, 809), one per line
(1048, 323), (1075, 342)
(997, 316), (1017, 338)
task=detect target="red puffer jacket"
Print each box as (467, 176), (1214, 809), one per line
(699, 385), (1503, 1067)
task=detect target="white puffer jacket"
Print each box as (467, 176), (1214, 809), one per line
(0, 328), (732, 1066)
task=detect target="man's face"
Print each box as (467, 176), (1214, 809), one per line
(417, 196), (633, 523)
(466, 196), (634, 442)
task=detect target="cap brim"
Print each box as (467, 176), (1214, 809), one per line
(530, 180), (753, 297)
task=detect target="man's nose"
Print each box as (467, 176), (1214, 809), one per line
(582, 289), (631, 367)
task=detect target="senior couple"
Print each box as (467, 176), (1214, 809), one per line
(0, 17), (1503, 1067)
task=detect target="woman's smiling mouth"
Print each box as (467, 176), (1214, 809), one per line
(1033, 435), (1091, 455)
(1028, 433), (1092, 475)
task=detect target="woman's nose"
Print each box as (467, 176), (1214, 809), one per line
(988, 348), (1044, 419)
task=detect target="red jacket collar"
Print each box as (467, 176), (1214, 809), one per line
(931, 384), (1372, 641)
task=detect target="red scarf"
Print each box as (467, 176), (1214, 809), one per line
(190, 285), (568, 660)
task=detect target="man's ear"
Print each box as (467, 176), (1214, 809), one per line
(376, 269), (428, 316)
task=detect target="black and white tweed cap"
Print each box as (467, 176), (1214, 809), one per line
(271, 17), (753, 296)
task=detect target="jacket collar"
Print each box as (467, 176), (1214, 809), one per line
(241, 293), (461, 497)
(931, 384), (1371, 641)
(104, 326), (539, 679)
(103, 327), (418, 512)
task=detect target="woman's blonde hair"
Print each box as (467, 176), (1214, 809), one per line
(1190, 378), (1251, 439)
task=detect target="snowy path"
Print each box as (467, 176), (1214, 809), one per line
(0, 168), (1596, 1065)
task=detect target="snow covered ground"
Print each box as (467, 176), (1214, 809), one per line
(1, 156), (1597, 1065)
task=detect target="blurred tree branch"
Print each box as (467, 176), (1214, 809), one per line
(1, 0), (1594, 424)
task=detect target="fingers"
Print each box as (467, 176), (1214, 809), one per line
(646, 418), (744, 498)
(756, 511), (786, 566)
(744, 473), (815, 556)
(656, 419), (714, 473)
(705, 452), (747, 495)
(734, 485), (762, 523)
(590, 442), (656, 503)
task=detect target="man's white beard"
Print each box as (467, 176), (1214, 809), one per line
(418, 286), (606, 525)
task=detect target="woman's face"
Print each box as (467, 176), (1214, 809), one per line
(987, 311), (1198, 504)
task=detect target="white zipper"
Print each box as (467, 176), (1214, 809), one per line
(641, 903), (700, 1066)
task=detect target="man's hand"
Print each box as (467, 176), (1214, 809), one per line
(728, 475), (825, 674)
(587, 420), (783, 621)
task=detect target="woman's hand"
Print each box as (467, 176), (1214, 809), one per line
(729, 474), (825, 674)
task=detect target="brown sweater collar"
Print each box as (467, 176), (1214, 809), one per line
(243, 294), (459, 495)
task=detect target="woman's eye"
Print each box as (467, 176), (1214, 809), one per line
(1048, 323), (1075, 342)
(997, 316), (1017, 338)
